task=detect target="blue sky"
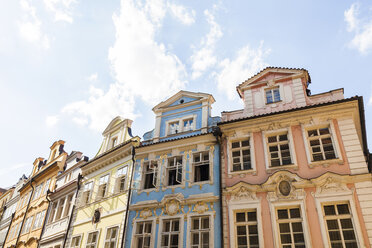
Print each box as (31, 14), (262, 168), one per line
(1, 0), (372, 188)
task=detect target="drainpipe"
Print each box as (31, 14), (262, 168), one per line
(16, 178), (35, 245)
(37, 189), (52, 248)
(3, 212), (15, 247)
(212, 127), (223, 248)
(121, 145), (136, 248)
(62, 173), (83, 248)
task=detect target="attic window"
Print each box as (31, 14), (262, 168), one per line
(111, 137), (118, 148)
(266, 87), (281, 104)
(180, 99), (184, 104)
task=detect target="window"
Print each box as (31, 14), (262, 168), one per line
(70, 236), (81, 248)
(167, 117), (195, 135)
(168, 121), (180, 135)
(48, 202), (57, 223)
(143, 161), (158, 189)
(276, 207), (305, 248)
(104, 226), (119, 248)
(135, 221), (153, 248)
(63, 194), (73, 218)
(193, 152), (210, 182)
(81, 182), (93, 206)
(166, 156), (183, 186)
(161, 219), (180, 248)
(183, 119), (194, 132)
(111, 137), (118, 148)
(116, 167), (127, 193)
(86, 231), (99, 248)
(32, 183), (44, 200)
(323, 203), (358, 248)
(55, 198), (65, 220)
(97, 174), (109, 200)
(22, 215), (34, 234)
(33, 210), (45, 229)
(191, 216), (210, 248)
(307, 127), (336, 161)
(267, 134), (292, 167)
(266, 87), (280, 104)
(43, 179), (51, 195)
(235, 210), (259, 248)
(231, 139), (251, 171)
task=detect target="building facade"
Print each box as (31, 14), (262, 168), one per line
(0, 176), (27, 248)
(219, 67), (372, 248)
(125, 91), (222, 248)
(4, 140), (67, 248)
(39, 151), (87, 248)
(69, 117), (139, 248)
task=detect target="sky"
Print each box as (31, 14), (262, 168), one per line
(1, 0), (372, 188)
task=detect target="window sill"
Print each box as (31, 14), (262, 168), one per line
(267, 164), (298, 172)
(161, 184), (186, 192)
(188, 180), (213, 189)
(266, 100), (282, 105)
(308, 158), (343, 168)
(137, 188), (158, 195)
(228, 169), (257, 178)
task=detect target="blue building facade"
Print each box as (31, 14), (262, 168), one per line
(125, 91), (221, 248)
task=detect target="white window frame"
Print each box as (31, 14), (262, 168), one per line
(164, 155), (184, 187)
(265, 86), (281, 104)
(186, 213), (214, 248)
(263, 128), (297, 171)
(115, 166), (128, 194)
(85, 230), (100, 248)
(314, 194), (365, 248)
(43, 178), (51, 195)
(32, 210), (46, 230)
(32, 183), (44, 201)
(97, 174), (110, 200)
(81, 181), (93, 206)
(302, 122), (343, 166)
(228, 199), (263, 248)
(269, 201), (312, 248)
(104, 225), (120, 248)
(157, 216), (183, 248)
(227, 134), (256, 175)
(22, 215), (34, 234)
(190, 150), (213, 185)
(132, 219), (155, 248)
(141, 160), (159, 191)
(70, 234), (83, 248)
(165, 114), (197, 136)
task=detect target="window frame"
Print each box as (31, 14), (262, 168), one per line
(227, 134), (256, 175)
(133, 219), (155, 248)
(165, 114), (197, 136)
(190, 150), (213, 185)
(81, 181), (93, 206)
(70, 234), (83, 248)
(263, 128), (297, 171)
(186, 212), (214, 248)
(314, 194), (365, 248)
(85, 230), (100, 248)
(164, 155), (184, 187)
(141, 160), (159, 190)
(115, 166), (128, 193)
(97, 174), (110, 200)
(302, 122), (342, 166)
(234, 209), (260, 248)
(265, 86), (281, 104)
(157, 216), (183, 248)
(104, 225), (120, 248)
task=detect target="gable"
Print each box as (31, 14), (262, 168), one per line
(168, 96), (199, 107)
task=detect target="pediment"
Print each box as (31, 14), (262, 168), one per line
(102, 116), (125, 135)
(152, 90), (215, 112)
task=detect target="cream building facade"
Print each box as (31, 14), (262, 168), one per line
(68, 117), (140, 248)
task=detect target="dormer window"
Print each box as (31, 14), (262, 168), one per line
(265, 87), (280, 104)
(166, 116), (196, 135)
(111, 137), (118, 148)
(183, 119), (193, 132)
(169, 122), (180, 135)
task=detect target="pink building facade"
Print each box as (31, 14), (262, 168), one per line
(219, 67), (372, 248)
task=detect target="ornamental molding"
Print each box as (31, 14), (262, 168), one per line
(165, 199), (181, 216)
(312, 174), (353, 197)
(139, 208), (153, 219)
(193, 201), (209, 214)
(224, 182), (258, 201)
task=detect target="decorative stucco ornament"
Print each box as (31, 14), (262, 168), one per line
(278, 180), (291, 196)
(92, 208), (101, 224)
(193, 201), (209, 214)
(140, 208), (153, 219)
(165, 199), (180, 216)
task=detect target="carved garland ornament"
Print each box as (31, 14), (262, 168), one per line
(193, 201), (209, 214)
(140, 208), (153, 219)
(165, 199), (180, 216)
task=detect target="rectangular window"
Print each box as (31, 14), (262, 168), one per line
(82, 182), (93, 205)
(43, 179), (51, 195)
(307, 127), (336, 161)
(63, 194), (73, 218)
(231, 139), (251, 171)
(22, 215), (34, 234)
(97, 174), (109, 199)
(235, 210), (259, 248)
(161, 219), (180, 248)
(276, 207), (305, 248)
(116, 167), (128, 193)
(191, 216), (210, 248)
(143, 161), (158, 189)
(167, 156), (183, 186)
(55, 198), (65, 220)
(86, 231), (99, 248)
(135, 221), (153, 248)
(104, 226), (119, 248)
(32, 183), (44, 200)
(266, 87), (280, 104)
(168, 121), (180, 135)
(111, 137), (118, 148)
(48, 202), (57, 223)
(323, 203), (358, 248)
(267, 133), (292, 167)
(33, 210), (45, 229)
(70, 236), (81, 248)
(183, 119), (194, 132)
(193, 152), (210, 182)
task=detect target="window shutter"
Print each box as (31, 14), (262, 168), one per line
(176, 161), (182, 183)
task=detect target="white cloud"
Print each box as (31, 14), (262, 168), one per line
(190, 8), (222, 79)
(168, 2), (195, 25)
(216, 42), (270, 100)
(46, 115), (59, 127)
(18, 0), (50, 49)
(345, 3), (372, 54)
(43, 0), (77, 23)
(0, 162), (28, 176)
(87, 73), (98, 82)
